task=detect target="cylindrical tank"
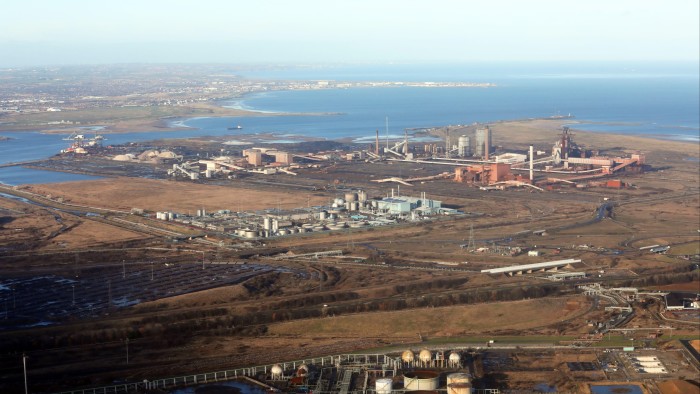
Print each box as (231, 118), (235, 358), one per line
(263, 217), (272, 230)
(351, 201), (359, 211)
(357, 190), (367, 202)
(205, 169), (212, 178)
(403, 371), (440, 391)
(319, 211), (328, 220)
(278, 229), (289, 235)
(376, 378), (393, 394)
(447, 383), (472, 394)
(458, 135), (471, 157)
(419, 349), (432, 363)
(243, 230), (257, 238)
(446, 373), (470, 385)
(345, 192), (358, 202)
(401, 350), (415, 363)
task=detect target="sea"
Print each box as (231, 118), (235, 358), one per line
(0, 62), (698, 185)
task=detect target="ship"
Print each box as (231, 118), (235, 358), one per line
(227, 125), (243, 130)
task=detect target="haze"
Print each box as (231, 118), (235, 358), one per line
(1, 0), (699, 66)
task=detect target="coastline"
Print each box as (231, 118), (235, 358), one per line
(0, 85), (696, 144)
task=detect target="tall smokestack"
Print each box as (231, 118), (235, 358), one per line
(484, 126), (490, 161)
(375, 129), (379, 155)
(403, 129), (408, 155)
(529, 145), (534, 182)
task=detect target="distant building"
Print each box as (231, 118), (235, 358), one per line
(376, 193), (442, 215)
(243, 149), (263, 166)
(664, 292), (700, 311)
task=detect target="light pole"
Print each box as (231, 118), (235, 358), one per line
(22, 353), (28, 394)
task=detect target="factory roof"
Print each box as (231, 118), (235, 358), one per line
(480, 258), (581, 274)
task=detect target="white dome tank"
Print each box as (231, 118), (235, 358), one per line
(401, 350), (415, 363)
(448, 352), (461, 365)
(270, 364), (283, 379)
(419, 349), (432, 363)
(375, 378), (393, 394)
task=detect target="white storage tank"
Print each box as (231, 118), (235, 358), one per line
(419, 349), (432, 364)
(319, 211), (328, 220)
(375, 378), (393, 394)
(270, 364), (284, 380)
(446, 373), (470, 385)
(358, 190), (367, 202)
(345, 192), (358, 202)
(447, 383), (472, 394)
(402, 350), (415, 363)
(403, 371), (439, 391)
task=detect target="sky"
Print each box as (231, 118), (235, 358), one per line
(1, 0), (698, 66)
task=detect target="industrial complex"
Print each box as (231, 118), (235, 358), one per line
(1, 114), (698, 394)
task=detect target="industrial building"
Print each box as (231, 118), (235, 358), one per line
(474, 126), (492, 159)
(151, 189), (456, 240)
(480, 259), (582, 276)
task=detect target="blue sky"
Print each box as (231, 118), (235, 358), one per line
(1, 0), (698, 66)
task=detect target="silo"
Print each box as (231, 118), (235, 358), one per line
(263, 217), (272, 231)
(458, 135), (471, 157)
(357, 190), (368, 202)
(345, 192), (358, 202)
(319, 211), (328, 220)
(403, 371), (439, 391)
(351, 201), (359, 211)
(376, 378), (393, 394)
(475, 126), (491, 158)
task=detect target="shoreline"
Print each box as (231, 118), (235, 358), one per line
(0, 86), (697, 144)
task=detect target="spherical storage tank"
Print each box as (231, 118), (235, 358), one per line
(419, 349), (432, 363)
(403, 371), (440, 391)
(270, 364), (283, 379)
(402, 350), (415, 363)
(448, 352), (461, 366)
(375, 378), (393, 394)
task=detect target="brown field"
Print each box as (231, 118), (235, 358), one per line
(267, 297), (588, 338)
(24, 177), (329, 212)
(657, 380), (700, 394)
